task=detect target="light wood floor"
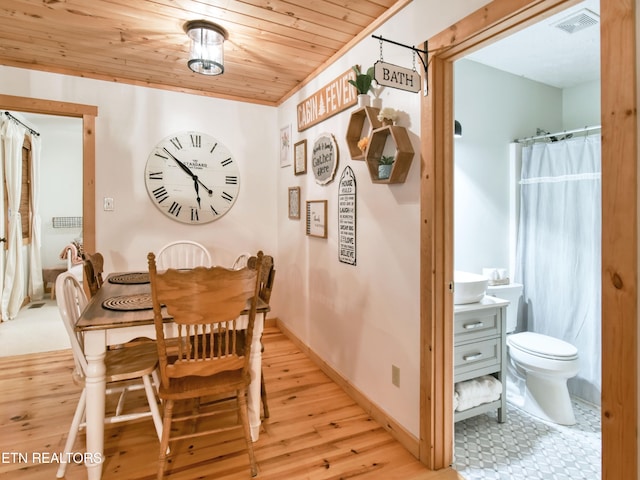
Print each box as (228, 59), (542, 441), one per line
(0, 326), (462, 480)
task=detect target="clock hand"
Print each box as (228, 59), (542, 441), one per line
(163, 147), (195, 177)
(199, 179), (213, 196)
(193, 177), (201, 208)
(163, 147), (214, 195)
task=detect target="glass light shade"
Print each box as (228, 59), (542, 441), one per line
(184, 20), (228, 76)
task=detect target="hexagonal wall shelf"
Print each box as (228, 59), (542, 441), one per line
(364, 125), (415, 184)
(345, 106), (381, 160)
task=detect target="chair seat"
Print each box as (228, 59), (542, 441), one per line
(71, 342), (159, 387)
(105, 342), (159, 382)
(159, 369), (250, 400)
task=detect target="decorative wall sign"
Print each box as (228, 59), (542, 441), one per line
(297, 68), (357, 132)
(294, 139), (307, 175)
(312, 133), (338, 185)
(280, 124), (291, 167)
(374, 61), (421, 93)
(338, 166), (357, 265)
(306, 200), (327, 238)
(288, 187), (300, 219)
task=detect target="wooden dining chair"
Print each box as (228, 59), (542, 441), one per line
(247, 254), (275, 418)
(54, 271), (163, 478)
(83, 251), (104, 296)
(148, 251), (263, 479)
(156, 240), (212, 270)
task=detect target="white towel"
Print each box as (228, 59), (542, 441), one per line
(455, 375), (502, 412)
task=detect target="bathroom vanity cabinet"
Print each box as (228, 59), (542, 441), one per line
(454, 296), (508, 423)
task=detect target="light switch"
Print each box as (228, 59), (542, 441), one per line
(103, 197), (114, 211)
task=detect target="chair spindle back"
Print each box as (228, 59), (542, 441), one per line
(148, 251), (263, 387)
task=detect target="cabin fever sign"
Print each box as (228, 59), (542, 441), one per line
(297, 69), (357, 131)
(338, 166), (357, 265)
(374, 61), (421, 93)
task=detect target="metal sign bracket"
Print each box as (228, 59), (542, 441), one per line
(371, 36), (429, 95)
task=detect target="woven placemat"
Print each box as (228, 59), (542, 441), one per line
(102, 293), (153, 311)
(108, 272), (149, 285)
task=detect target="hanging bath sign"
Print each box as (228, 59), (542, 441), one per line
(338, 166), (357, 266)
(312, 133), (338, 185)
(374, 61), (421, 93)
(372, 35), (429, 95)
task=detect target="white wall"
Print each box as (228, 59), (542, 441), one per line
(0, 65), (279, 295)
(275, 0), (491, 437)
(453, 59), (564, 275)
(562, 80), (601, 129)
(25, 115), (83, 269)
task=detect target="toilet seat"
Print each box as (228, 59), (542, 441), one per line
(508, 332), (578, 361)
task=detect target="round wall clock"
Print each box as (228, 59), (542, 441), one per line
(144, 131), (240, 224)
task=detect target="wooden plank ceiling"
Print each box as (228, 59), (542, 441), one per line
(0, 0), (407, 106)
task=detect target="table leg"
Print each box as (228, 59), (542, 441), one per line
(247, 312), (265, 441)
(83, 330), (107, 480)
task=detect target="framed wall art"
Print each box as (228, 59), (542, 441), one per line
(280, 124), (291, 167)
(288, 186), (301, 219)
(294, 139), (307, 175)
(338, 166), (357, 265)
(306, 200), (327, 238)
(311, 133), (338, 185)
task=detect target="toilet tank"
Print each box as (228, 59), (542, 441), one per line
(486, 283), (523, 333)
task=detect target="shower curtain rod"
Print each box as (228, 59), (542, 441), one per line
(3, 111), (40, 136)
(515, 124), (601, 143)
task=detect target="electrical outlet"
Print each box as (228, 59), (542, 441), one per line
(103, 197), (114, 211)
(392, 365), (400, 387)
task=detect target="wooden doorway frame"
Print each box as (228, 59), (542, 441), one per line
(0, 94), (97, 257)
(419, 1), (637, 479)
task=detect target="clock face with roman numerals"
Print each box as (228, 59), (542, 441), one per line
(144, 131), (240, 224)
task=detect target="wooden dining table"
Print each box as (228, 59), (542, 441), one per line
(75, 271), (270, 480)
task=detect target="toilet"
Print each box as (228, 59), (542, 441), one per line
(487, 283), (580, 425)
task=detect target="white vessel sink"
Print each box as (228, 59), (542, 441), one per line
(454, 271), (489, 305)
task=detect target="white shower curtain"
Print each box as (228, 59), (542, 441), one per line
(515, 135), (601, 406)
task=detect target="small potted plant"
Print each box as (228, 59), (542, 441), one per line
(377, 107), (399, 126)
(378, 155), (394, 179)
(348, 65), (375, 107)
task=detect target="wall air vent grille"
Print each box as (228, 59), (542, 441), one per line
(552, 8), (599, 34)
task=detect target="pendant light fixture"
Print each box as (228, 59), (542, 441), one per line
(183, 20), (228, 76)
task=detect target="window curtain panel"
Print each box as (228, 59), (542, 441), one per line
(515, 135), (601, 405)
(28, 132), (44, 300)
(0, 119), (26, 320)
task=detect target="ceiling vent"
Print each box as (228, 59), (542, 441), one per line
(552, 8), (599, 34)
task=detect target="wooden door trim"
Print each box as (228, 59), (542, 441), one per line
(419, 2), (637, 479)
(0, 94), (97, 256)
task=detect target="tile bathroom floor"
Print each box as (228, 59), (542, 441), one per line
(454, 399), (601, 479)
